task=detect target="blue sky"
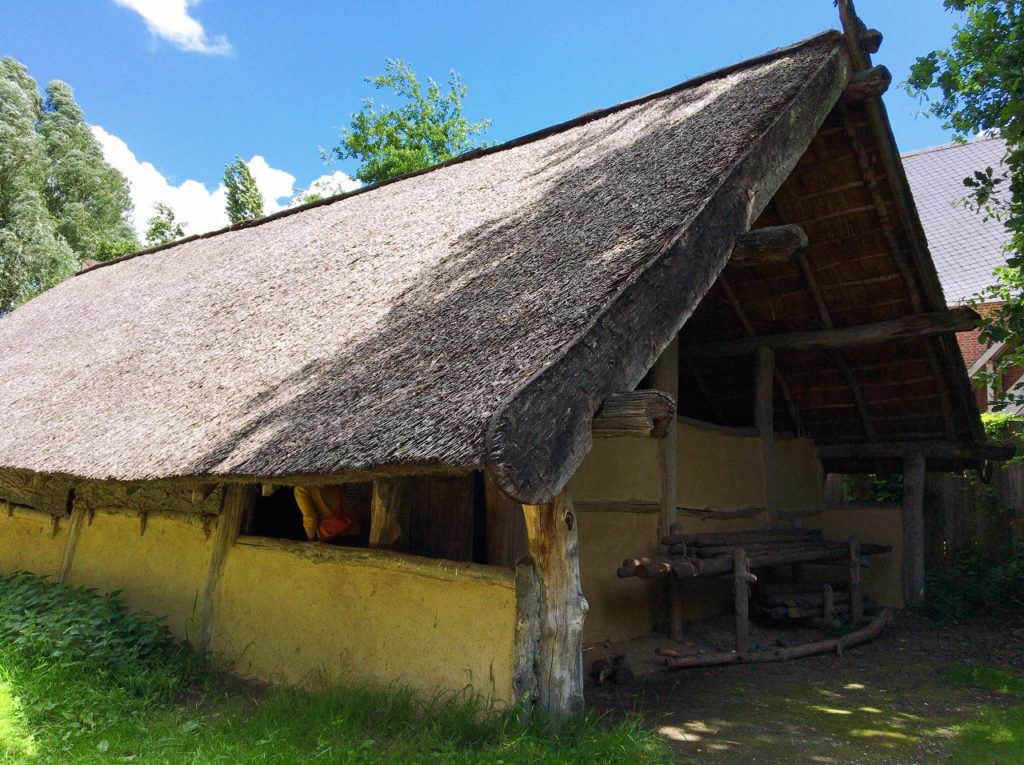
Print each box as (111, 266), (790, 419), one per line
(1, 0), (964, 236)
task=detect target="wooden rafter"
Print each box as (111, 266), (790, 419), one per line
(730, 224), (808, 265)
(716, 273), (802, 432)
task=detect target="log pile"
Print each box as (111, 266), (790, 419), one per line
(616, 528), (891, 580)
(751, 581), (852, 621)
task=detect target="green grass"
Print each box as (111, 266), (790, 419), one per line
(944, 663), (1024, 764)
(0, 573), (675, 764)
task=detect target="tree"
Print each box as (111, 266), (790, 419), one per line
(328, 59), (491, 184)
(0, 57), (76, 313)
(223, 157), (264, 223)
(145, 202), (186, 246)
(908, 1), (1024, 409)
(38, 81), (136, 260)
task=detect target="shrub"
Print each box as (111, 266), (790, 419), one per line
(925, 548), (1024, 623)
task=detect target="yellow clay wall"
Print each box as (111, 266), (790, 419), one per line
(210, 541), (517, 703)
(0, 511), (68, 578)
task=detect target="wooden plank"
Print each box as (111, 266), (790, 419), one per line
(521, 491), (588, 719)
(902, 453), (926, 606)
(369, 478), (414, 552)
(730, 224), (808, 264)
(818, 440), (1014, 463)
(756, 346), (780, 528)
(196, 484), (254, 652)
(408, 476), (474, 561)
(592, 389), (675, 439)
(484, 474), (528, 567)
(683, 307), (979, 358)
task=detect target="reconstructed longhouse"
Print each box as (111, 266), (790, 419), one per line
(0, 2), (1011, 717)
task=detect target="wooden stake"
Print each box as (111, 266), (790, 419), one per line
(369, 478), (413, 551)
(755, 346), (780, 528)
(734, 548), (750, 652)
(196, 484), (254, 652)
(521, 491), (588, 719)
(849, 537), (863, 622)
(902, 453), (927, 605)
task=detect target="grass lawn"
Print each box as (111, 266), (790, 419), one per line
(0, 573), (673, 764)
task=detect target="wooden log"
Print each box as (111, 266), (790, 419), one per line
(818, 440), (1014, 464)
(850, 537), (863, 621)
(755, 345), (780, 529)
(734, 549), (750, 652)
(730, 224), (808, 265)
(840, 65), (892, 101)
(521, 491), (588, 719)
(682, 307), (979, 359)
(369, 478), (414, 552)
(652, 339), (679, 540)
(592, 389), (675, 439)
(196, 484), (254, 652)
(664, 610), (892, 669)
(759, 589), (850, 608)
(756, 580), (846, 596)
(757, 602), (851, 620)
(695, 540), (826, 558)
(902, 453), (926, 606)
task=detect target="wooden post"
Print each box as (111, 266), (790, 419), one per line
(652, 337), (684, 640)
(755, 345), (780, 528)
(849, 537), (863, 622)
(734, 548), (750, 653)
(196, 484), (254, 652)
(521, 490), (588, 719)
(823, 583), (836, 620)
(902, 453), (927, 606)
(369, 478), (413, 551)
(57, 490), (83, 585)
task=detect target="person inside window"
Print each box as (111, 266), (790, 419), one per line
(293, 485), (360, 543)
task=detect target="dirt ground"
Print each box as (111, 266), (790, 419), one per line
(586, 611), (1024, 764)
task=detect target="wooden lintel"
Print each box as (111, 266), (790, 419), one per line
(730, 224), (808, 265)
(840, 65), (891, 101)
(683, 307), (979, 359)
(817, 439), (1014, 463)
(592, 389), (675, 439)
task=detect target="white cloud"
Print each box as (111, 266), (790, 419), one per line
(113, 0), (231, 55)
(291, 171), (362, 205)
(91, 125), (360, 241)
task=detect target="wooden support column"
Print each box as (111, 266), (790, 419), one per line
(902, 452), (926, 606)
(196, 484), (254, 652)
(652, 337), (685, 641)
(755, 345), (780, 528)
(849, 537), (863, 622)
(520, 490), (588, 719)
(734, 548), (750, 653)
(57, 489), (82, 585)
(369, 478), (413, 551)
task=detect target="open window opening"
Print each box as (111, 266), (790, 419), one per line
(242, 473), (522, 567)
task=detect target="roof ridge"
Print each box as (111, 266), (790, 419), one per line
(78, 29), (843, 278)
(902, 134), (1004, 160)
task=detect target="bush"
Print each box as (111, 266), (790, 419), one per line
(925, 548), (1024, 623)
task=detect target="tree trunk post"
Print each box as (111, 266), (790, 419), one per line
(520, 490), (588, 719)
(902, 452), (927, 606)
(734, 548), (750, 653)
(755, 345), (780, 528)
(196, 484), (253, 652)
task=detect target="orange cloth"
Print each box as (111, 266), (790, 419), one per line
(293, 485), (357, 541)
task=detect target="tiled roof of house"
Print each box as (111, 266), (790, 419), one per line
(903, 136), (1010, 304)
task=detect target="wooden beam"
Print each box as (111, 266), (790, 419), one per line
(196, 484), (254, 652)
(521, 491), (588, 719)
(57, 490), (82, 585)
(730, 224), (808, 265)
(755, 345), (780, 528)
(684, 307), (979, 359)
(592, 389), (675, 439)
(840, 65), (892, 101)
(849, 537), (863, 621)
(369, 478), (413, 552)
(901, 453), (926, 606)
(818, 439), (1014, 463)
(734, 548), (751, 652)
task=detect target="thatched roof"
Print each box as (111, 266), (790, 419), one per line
(0, 29), (989, 497)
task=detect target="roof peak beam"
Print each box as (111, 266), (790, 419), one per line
(730, 224), (808, 265)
